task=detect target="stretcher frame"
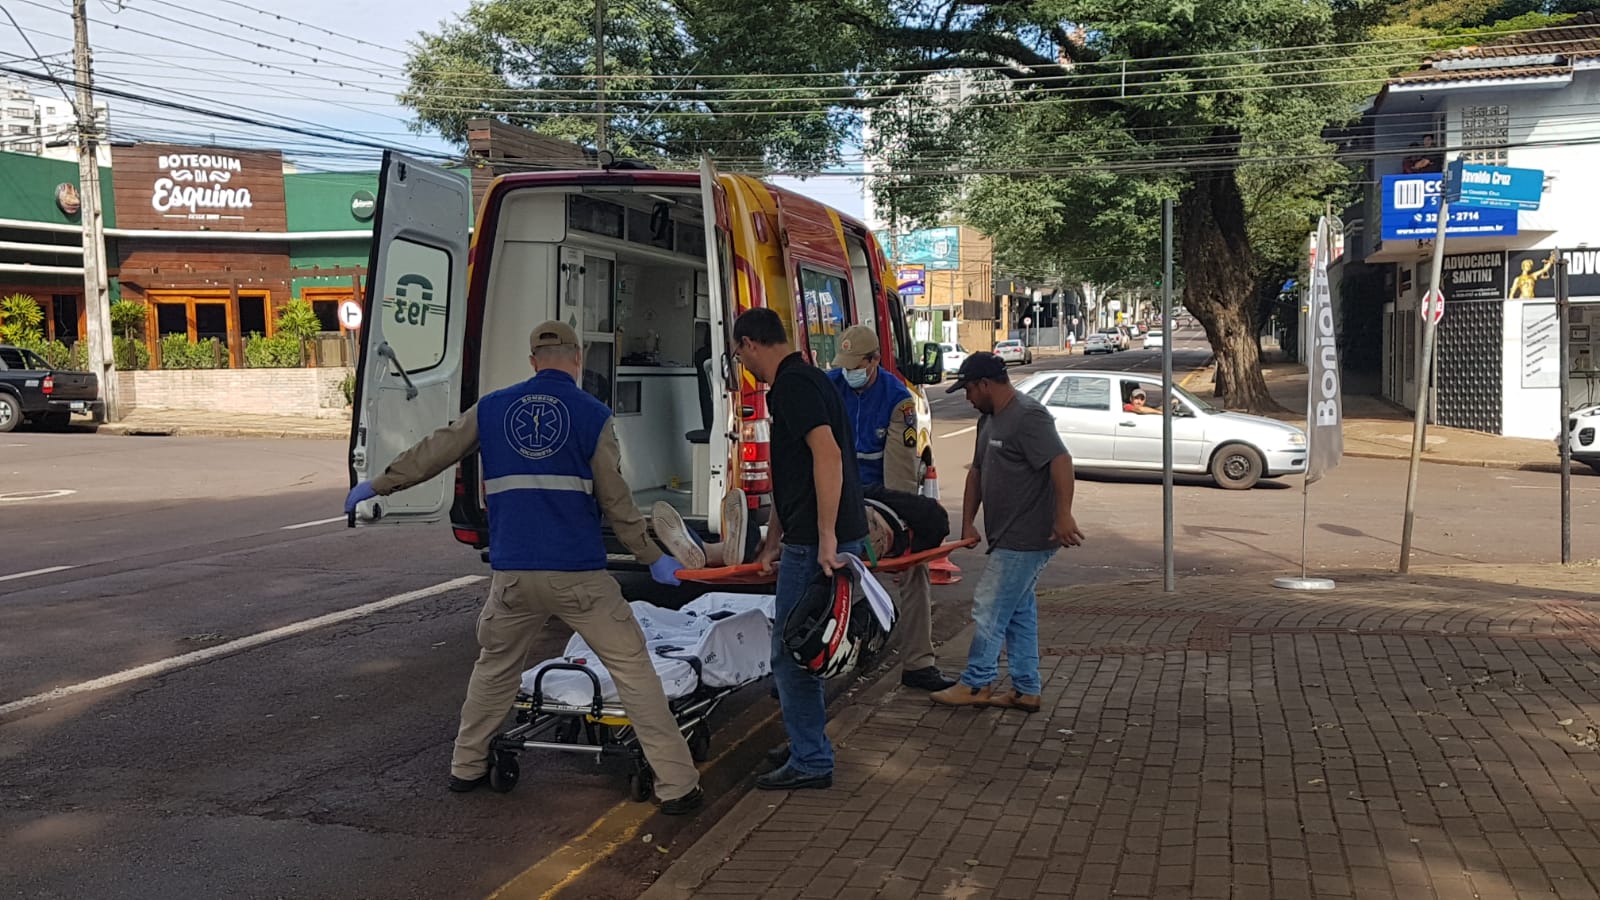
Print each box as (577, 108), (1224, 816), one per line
(486, 660), (742, 801)
(673, 538), (978, 585)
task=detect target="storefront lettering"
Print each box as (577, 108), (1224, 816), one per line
(151, 153), (253, 217)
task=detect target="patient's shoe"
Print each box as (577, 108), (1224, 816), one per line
(652, 501), (706, 569)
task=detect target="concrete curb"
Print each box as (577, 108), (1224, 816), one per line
(1343, 449), (1565, 474)
(98, 423), (347, 440)
(638, 624), (980, 900)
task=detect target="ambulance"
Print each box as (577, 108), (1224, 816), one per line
(348, 153), (944, 568)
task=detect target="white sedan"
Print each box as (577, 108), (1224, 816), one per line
(1017, 370), (1307, 489)
(940, 343), (968, 377)
(1570, 402), (1600, 474)
(993, 339), (1032, 366)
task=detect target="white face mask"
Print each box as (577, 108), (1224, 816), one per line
(843, 367), (871, 389)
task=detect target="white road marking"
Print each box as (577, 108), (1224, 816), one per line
(0, 565), (76, 583)
(280, 515), (348, 530)
(0, 489), (76, 502)
(0, 575), (486, 718)
(940, 426), (978, 438)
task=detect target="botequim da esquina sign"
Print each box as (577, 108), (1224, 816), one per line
(112, 142), (288, 232)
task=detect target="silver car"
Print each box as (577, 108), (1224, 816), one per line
(1018, 370), (1308, 489)
(994, 339), (1032, 365)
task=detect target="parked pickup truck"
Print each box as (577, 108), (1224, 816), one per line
(0, 344), (101, 432)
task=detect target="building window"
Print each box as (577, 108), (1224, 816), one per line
(1460, 105), (1510, 166)
(50, 294), (78, 345)
(239, 297), (269, 337)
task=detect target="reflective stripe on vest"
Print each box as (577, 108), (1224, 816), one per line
(484, 474), (595, 495)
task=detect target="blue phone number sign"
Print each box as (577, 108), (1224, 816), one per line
(1380, 174), (1517, 240)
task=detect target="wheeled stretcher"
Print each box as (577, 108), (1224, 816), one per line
(485, 592), (775, 800)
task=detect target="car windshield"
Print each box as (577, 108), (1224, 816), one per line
(1172, 384), (1218, 413)
(998, 341), (1017, 348)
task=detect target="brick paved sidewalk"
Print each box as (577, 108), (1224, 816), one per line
(645, 565), (1600, 900)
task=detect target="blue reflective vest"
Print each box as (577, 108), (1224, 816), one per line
(828, 368), (912, 488)
(476, 370), (612, 572)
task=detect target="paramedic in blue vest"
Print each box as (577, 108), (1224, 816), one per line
(827, 325), (957, 693)
(343, 320), (703, 815)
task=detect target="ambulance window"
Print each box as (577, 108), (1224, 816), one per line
(844, 233), (876, 331)
(798, 266), (848, 369)
(381, 238), (452, 373)
(888, 292), (913, 370)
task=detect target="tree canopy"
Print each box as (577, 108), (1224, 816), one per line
(399, 0), (1585, 410)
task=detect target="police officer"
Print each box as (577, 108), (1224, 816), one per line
(827, 325), (956, 692)
(344, 321), (703, 814)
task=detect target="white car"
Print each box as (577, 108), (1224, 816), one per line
(993, 339), (1032, 366)
(1095, 327), (1127, 351)
(1017, 370), (1308, 489)
(1570, 403), (1600, 474)
(940, 343), (968, 376)
(1143, 329), (1164, 350)
(1083, 333), (1117, 355)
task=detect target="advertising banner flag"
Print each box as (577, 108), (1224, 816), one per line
(1305, 216), (1344, 484)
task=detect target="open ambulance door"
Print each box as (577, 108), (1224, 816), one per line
(699, 156), (733, 534)
(347, 152), (473, 525)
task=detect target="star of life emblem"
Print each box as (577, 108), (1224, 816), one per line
(505, 393), (571, 460)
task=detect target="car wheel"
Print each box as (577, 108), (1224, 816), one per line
(1210, 443), (1263, 490)
(1587, 461), (1600, 476)
(0, 394), (19, 434)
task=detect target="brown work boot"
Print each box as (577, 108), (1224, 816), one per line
(988, 690), (1042, 714)
(930, 682), (994, 707)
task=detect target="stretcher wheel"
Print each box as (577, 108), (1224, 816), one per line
(489, 752), (520, 793)
(627, 766), (654, 803)
(687, 724), (711, 763)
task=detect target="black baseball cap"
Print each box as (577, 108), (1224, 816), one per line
(945, 352), (1009, 393)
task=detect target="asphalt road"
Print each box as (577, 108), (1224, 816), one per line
(2, 327), (1596, 899)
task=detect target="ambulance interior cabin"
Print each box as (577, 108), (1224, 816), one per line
(478, 186), (717, 519)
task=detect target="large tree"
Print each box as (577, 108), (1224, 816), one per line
(395, 0), (1500, 409)
(399, 0), (883, 168)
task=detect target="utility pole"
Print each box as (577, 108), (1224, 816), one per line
(73, 0), (116, 422)
(594, 0), (607, 156)
(1555, 251), (1572, 564)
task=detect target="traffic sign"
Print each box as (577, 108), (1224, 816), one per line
(339, 300), (364, 330)
(1420, 289), (1444, 323)
(1022, 317), (1032, 326)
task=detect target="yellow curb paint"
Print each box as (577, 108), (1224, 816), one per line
(487, 709), (782, 900)
(1178, 366), (1208, 390)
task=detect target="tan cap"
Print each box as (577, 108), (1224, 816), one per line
(831, 325), (880, 368)
(529, 320), (579, 351)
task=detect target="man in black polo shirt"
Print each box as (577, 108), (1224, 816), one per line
(734, 307), (867, 791)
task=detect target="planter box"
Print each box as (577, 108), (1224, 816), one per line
(116, 367), (353, 420)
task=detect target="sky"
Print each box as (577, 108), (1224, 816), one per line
(0, 0), (863, 215)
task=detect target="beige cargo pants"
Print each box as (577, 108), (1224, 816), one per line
(450, 569), (700, 802)
(895, 562), (936, 671)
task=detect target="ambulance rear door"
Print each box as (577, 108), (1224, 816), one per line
(699, 156), (733, 533)
(347, 152), (473, 524)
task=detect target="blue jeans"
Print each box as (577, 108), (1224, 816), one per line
(772, 540), (863, 776)
(960, 548), (1057, 696)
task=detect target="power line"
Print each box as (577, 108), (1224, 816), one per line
(0, 62), (456, 160)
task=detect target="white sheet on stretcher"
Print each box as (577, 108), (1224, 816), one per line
(521, 592), (776, 707)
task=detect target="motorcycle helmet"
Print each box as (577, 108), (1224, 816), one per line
(782, 567), (863, 678)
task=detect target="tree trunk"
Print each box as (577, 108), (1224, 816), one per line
(1178, 170), (1282, 413)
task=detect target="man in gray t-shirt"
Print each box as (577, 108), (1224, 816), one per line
(931, 353), (1084, 713)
